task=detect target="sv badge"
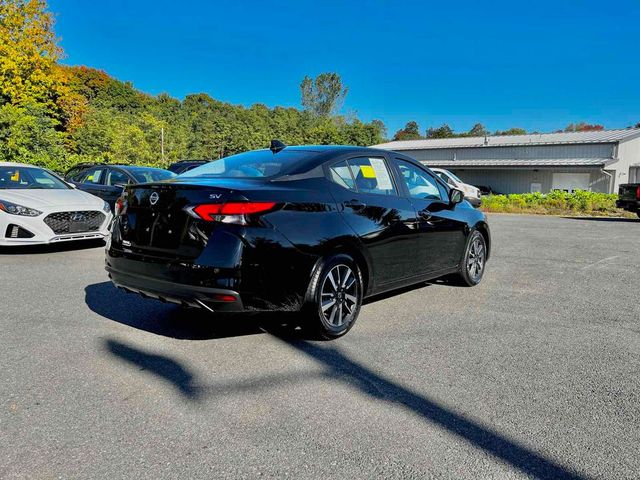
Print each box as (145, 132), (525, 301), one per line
(209, 194), (222, 199)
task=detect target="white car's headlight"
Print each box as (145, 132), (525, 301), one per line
(0, 200), (42, 217)
(102, 201), (111, 213)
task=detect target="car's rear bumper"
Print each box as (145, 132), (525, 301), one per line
(616, 199), (640, 212)
(106, 262), (244, 312)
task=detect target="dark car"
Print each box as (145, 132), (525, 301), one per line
(616, 183), (640, 217)
(65, 164), (176, 209)
(167, 160), (209, 174)
(106, 143), (491, 339)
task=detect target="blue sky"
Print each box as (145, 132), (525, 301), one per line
(50, 0), (640, 136)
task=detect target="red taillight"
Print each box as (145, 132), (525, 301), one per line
(115, 197), (126, 216)
(191, 202), (277, 221)
(636, 186), (640, 200)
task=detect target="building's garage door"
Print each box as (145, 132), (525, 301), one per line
(551, 173), (591, 193)
(630, 167), (640, 183)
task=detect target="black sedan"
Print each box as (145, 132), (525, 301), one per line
(106, 143), (490, 339)
(65, 164), (176, 209)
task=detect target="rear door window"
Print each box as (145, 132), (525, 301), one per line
(329, 160), (356, 190)
(106, 169), (131, 186)
(347, 157), (396, 196)
(79, 167), (106, 184)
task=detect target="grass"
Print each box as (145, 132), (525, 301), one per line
(479, 191), (635, 217)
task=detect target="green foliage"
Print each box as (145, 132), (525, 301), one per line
(300, 72), (348, 117)
(494, 127), (527, 136)
(467, 123), (488, 137)
(0, 1), (385, 173)
(426, 124), (454, 139)
(480, 191), (629, 216)
(393, 121), (422, 141)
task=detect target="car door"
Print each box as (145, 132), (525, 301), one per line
(104, 168), (133, 209)
(392, 158), (467, 274)
(327, 155), (419, 288)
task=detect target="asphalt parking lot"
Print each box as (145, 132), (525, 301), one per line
(1, 214), (639, 479)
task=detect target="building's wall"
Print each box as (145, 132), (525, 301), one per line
(615, 137), (640, 189)
(443, 168), (610, 194)
(408, 143), (615, 162)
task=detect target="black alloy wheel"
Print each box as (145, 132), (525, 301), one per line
(458, 230), (487, 286)
(304, 254), (363, 339)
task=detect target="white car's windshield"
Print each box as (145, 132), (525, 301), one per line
(444, 170), (463, 183)
(0, 166), (71, 190)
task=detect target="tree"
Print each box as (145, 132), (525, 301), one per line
(494, 127), (527, 136)
(0, 0), (63, 108)
(467, 123), (488, 137)
(562, 122), (604, 132)
(393, 121), (421, 141)
(300, 73), (348, 117)
(426, 124), (454, 139)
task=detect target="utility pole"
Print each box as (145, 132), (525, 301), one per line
(161, 127), (165, 163)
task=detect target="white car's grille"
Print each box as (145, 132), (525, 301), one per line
(43, 211), (105, 234)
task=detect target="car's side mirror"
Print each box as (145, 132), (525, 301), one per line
(449, 187), (464, 206)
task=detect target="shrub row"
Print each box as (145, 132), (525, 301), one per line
(480, 191), (629, 216)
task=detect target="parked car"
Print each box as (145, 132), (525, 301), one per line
(0, 163), (112, 246)
(65, 164), (176, 210)
(106, 142), (491, 339)
(431, 168), (482, 207)
(476, 185), (501, 196)
(616, 183), (640, 217)
(167, 160), (209, 174)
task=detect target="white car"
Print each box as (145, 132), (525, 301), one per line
(0, 162), (112, 246)
(431, 168), (481, 207)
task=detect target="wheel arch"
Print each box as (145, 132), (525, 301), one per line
(474, 220), (491, 260)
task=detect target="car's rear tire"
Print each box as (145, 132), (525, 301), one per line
(456, 230), (487, 286)
(301, 254), (363, 340)
(636, 211), (640, 219)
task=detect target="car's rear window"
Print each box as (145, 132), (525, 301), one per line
(129, 168), (176, 183)
(179, 150), (316, 179)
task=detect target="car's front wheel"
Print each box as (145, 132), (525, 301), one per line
(457, 230), (487, 286)
(303, 254), (363, 340)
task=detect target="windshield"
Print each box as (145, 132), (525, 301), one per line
(440, 169), (462, 183)
(180, 150), (314, 179)
(130, 168), (177, 183)
(0, 166), (71, 190)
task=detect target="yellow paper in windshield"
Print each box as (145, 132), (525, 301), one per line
(360, 165), (376, 178)
(10, 171), (19, 182)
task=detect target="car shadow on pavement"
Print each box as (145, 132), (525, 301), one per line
(562, 216), (639, 223)
(102, 331), (589, 480)
(85, 281), (293, 340)
(0, 239), (105, 255)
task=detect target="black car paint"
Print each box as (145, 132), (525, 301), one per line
(106, 146), (490, 312)
(616, 183), (640, 215)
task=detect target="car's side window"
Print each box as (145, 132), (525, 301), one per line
(347, 157), (396, 196)
(395, 159), (443, 201)
(106, 169), (130, 187)
(329, 160), (356, 190)
(79, 167), (106, 184)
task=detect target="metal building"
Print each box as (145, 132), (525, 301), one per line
(372, 129), (640, 194)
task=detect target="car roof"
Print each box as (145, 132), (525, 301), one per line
(0, 162), (42, 169)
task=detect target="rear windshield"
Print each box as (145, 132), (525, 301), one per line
(179, 150), (315, 179)
(129, 168), (176, 183)
(0, 166), (71, 190)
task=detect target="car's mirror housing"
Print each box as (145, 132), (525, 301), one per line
(449, 187), (464, 206)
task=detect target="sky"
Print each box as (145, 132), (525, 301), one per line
(49, 0), (640, 137)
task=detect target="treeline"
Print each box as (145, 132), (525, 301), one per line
(0, 0), (385, 173)
(392, 120), (640, 142)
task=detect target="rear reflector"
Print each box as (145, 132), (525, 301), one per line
(192, 202), (276, 221)
(212, 294), (237, 302)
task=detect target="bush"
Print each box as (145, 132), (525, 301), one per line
(480, 191), (627, 217)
